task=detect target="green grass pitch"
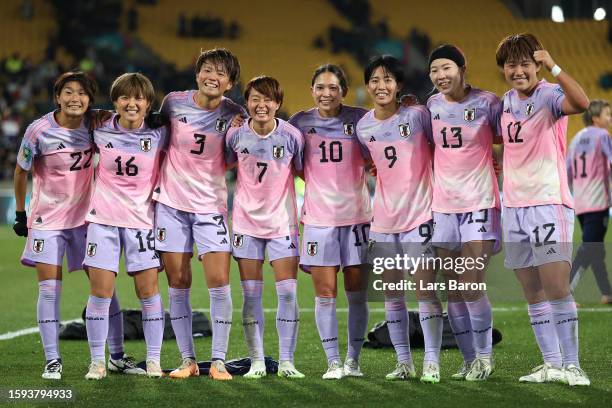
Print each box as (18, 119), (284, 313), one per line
(0, 224), (610, 407)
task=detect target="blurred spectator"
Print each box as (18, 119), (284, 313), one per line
(127, 5), (138, 32)
(179, 12), (238, 39)
(20, 0), (34, 20)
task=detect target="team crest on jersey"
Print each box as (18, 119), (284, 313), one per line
(398, 123), (411, 137)
(233, 234), (244, 248)
(307, 242), (318, 256)
(215, 118), (228, 132)
(343, 122), (355, 136)
(525, 103), (534, 116)
(32, 239), (44, 253)
(156, 228), (166, 242)
(464, 108), (476, 122)
(140, 138), (152, 152)
(86, 243), (97, 257)
(272, 145), (285, 159)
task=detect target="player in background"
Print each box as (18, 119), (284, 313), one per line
(496, 33), (590, 386)
(427, 44), (502, 381)
(567, 100), (612, 304)
(356, 55), (439, 382)
(288, 64), (370, 379)
(83, 73), (167, 380)
(153, 49), (246, 380)
(226, 76), (305, 379)
(13, 71), (142, 380)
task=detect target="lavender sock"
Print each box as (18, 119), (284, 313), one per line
(107, 291), (124, 360)
(38, 280), (61, 362)
(276, 279), (299, 362)
(209, 285), (233, 361)
(315, 296), (340, 363)
(140, 294), (164, 362)
(465, 295), (493, 358)
(385, 297), (412, 364)
(528, 301), (563, 367)
(169, 287), (195, 359)
(241, 280), (265, 361)
(447, 301), (476, 364)
(549, 295), (580, 367)
(85, 295), (111, 362)
(418, 299), (443, 364)
(346, 290), (368, 362)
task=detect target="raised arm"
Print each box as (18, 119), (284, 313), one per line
(533, 50), (589, 115)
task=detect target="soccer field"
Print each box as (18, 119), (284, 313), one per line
(0, 224), (610, 407)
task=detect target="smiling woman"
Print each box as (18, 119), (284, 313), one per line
(83, 71), (168, 381)
(151, 48), (245, 380)
(495, 33), (590, 386)
(10, 71), (138, 381)
(110, 73), (155, 130)
(226, 75), (306, 380)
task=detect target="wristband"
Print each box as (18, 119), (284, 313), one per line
(550, 65), (562, 77)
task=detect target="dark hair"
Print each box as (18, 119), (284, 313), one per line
(53, 71), (97, 107)
(110, 73), (156, 106)
(583, 99), (610, 126)
(495, 33), (543, 67)
(195, 48), (240, 85)
(311, 64), (349, 97)
(244, 76), (283, 106)
(429, 44), (466, 69)
(364, 55), (404, 85)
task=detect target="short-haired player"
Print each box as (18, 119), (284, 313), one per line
(226, 76), (305, 379)
(83, 73), (167, 380)
(153, 48), (245, 380)
(496, 33), (590, 385)
(357, 55), (439, 382)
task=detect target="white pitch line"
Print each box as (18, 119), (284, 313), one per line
(0, 319), (80, 341)
(2, 308), (610, 341)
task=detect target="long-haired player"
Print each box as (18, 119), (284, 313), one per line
(226, 76), (305, 379)
(14, 71), (140, 379)
(289, 64), (370, 379)
(496, 33), (590, 386)
(83, 73), (167, 380)
(153, 48), (245, 380)
(427, 44), (502, 381)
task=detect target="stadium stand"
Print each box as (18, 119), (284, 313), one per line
(0, 0), (610, 181)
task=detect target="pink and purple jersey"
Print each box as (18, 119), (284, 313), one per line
(427, 88), (501, 213)
(567, 126), (612, 215)
(226, 119), (304, 239)
(501, 80), (572, 208)
(356, 105), (434, 233)
(154, 92), (246, 214)
(87, 114), (167, 229)
(289, 106), (371, 226)
(17, 111), (94, 230)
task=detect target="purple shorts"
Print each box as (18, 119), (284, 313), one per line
(21, 225), (88, 272)
(231, 233), (299, 262)
(82, 222), (162, 274)
(154, 202), (230, 259)
(432, 208), (501, 253)
(367, 220), (434, 262)
(503, 205), (574, 269)
(300, 223), (370, 269)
